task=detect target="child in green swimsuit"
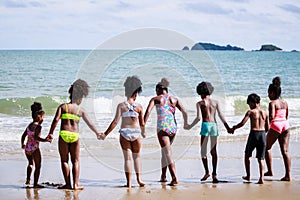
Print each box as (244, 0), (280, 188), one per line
(185, 81), (231, 183)
(47, 79), (100, 190)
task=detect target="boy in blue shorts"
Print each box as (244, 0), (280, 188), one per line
(186, 82), (231, 183)
(232, 93), (269, 184)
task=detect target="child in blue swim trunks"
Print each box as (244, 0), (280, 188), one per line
(186, 82), (231, 183)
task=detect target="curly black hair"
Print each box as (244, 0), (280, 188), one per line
(196, 81), (214, 96)
(31, 102), (44, 119)
(124, 76), (142, 98)
(69, 79), (90, 102)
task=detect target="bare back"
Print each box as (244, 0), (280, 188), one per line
(120, 102), (144, 129)
(249, 108), (268, 131)
(60, 103), (82, 133)
(199, 96), (226, 123)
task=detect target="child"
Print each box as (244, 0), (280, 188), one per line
(232, 93), (269, 184)
(265, 77), (291, 181)
(185, 82), (230, 183)
(47, 79), (100, 190)
(144, 78), (188, 186)
(99, 76), (146, 188)
(21, 102), (50, 188)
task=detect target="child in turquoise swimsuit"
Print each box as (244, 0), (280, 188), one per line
(186, 81), (231, 183)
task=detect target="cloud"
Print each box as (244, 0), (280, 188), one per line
(0, 0), (45, 8)
(183, 2), (233, 15)
(278, 4), (300, 15)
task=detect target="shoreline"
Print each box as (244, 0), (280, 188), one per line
(0, 138), (299, 199)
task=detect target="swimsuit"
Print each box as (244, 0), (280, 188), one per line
(119, 101), (140, 141)
(156, 95), (177, 136)
(200, 122), (219, 137)
(122, 101), (139, 118)
(269, 109), (289, 133)
(119, 128), (141, 141)
(60, 104), (80, 143)
(245, 130), (266, 160)
(61, 103), (80, 122)
(25, 125), (39, 155)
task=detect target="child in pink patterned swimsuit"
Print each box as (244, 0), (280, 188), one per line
(21, 102), (50, 188)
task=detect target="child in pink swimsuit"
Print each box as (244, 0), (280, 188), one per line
(21, 102), (50, 188)
(265, 77), (291, 181)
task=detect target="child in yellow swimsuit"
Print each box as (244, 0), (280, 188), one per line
(47, 79), (100, 190)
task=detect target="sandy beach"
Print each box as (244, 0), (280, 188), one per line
(0, 134), (299, 200)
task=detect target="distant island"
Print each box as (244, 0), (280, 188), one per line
(182, 42), (297, 52)
(184, 42), (244, 51)
(258, 44), (282, 51)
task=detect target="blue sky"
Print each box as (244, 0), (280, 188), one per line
(0, 0), (299, 50)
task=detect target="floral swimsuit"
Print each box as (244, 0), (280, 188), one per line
(156, 95), (177, 136)
(25, 125), (39, 155)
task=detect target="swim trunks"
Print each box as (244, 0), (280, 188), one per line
(119, 128), (141, 141)
(269, 109), (289, 133)
(59, 130), (79, 143)
(156, 95), (177, 136)
(245, 130), (266, 160)
(25, 125), (39, 155)
(200, 122), (218, 137)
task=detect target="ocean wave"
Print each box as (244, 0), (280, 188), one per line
(1, 95), (300, 116)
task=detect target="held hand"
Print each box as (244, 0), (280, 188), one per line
(97, 132), (106, 140)
(183, 124), (190, 130)
(21, 144), (25, 149)
(141, 132), (146, 138)
(46, 134), (54, 143)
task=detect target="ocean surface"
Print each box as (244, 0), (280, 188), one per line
(0, 50), (300, 142)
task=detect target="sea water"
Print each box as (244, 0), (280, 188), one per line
(0, 50), (300, 142)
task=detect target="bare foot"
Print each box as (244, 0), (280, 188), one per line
(33, 184), (45, 188)
(242, 176), (250, 181)
(159, 175), (167, 182)
(264, 171), (273, 176)
(138, 180), (146, 187)
(25, 179), (30, 185)
(212, 175), (219, 183)
(169, 179), (178, 186)
(73, 184), (84, 190)
(58, 184), (72, 189)
(201, 174), (210, 181)
(257, 178), (264, 184)
(280, 177), (291, 182)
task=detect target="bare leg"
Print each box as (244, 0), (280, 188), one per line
(25, 153), (34, 185)
(265, 129), (279, 176)
(158, 132), (178, 185)
(70, 139), (83, 190)
(210, 136), (219, 183)
(120, 135), (133, 188)
(32, 149), (44, 187)
(131, 138), (145, 187)
(58, 137), (72, 189)
(257, 159), (264, 184)
(200, 136), (210, 181)
(242, 156), (250, 181)
(278, 130), (291, 181)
